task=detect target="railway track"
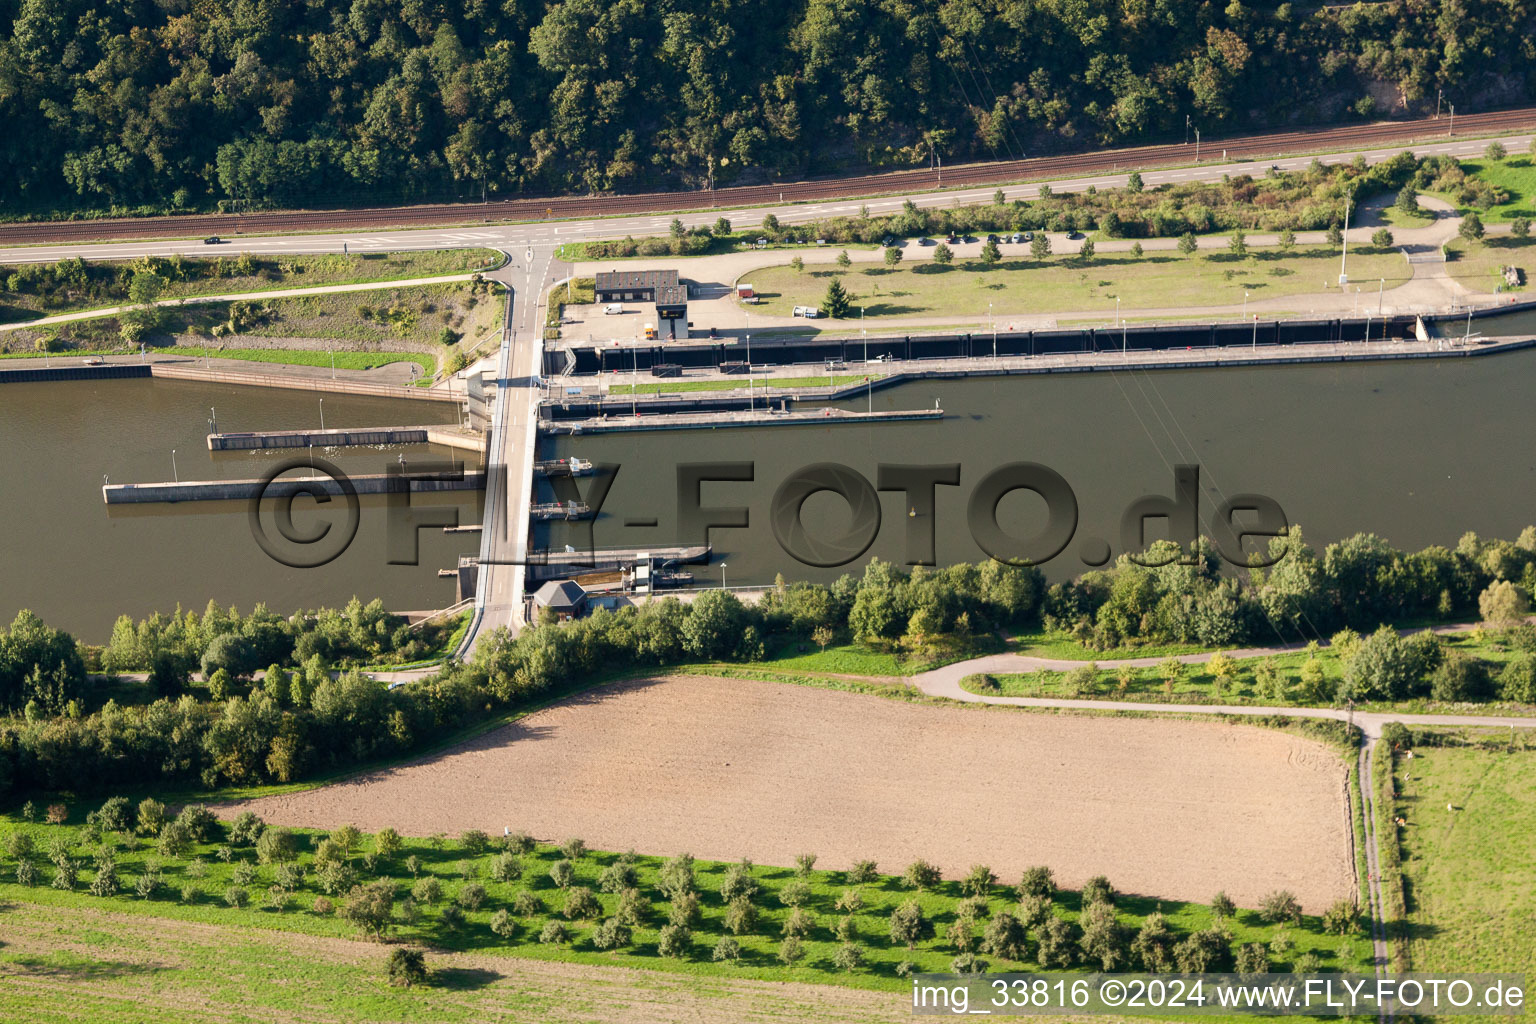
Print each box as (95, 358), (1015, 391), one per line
(3, 106), (1533, 246)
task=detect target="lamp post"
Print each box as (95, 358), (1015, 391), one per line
(319, 398), (325, 431)
(330, 350), (336, 379)
(1185, 114), (1191, 145)
(1449, 104), (1455, 136)
(1242, 291), (1249, 324)
(1339, 186), (1354, 287)
(1378, 277), (1385, 317)
(171, 449), (178, 483)
(720, 562), (727, 589)
(1252, 314), (1258, 349)
(1195, 127), (1201, 163)
(746, 333), (752, 414)
(989, 302), (995, 358)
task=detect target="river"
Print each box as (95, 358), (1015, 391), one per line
(0, 377), (480, 640)
(546, 337), (1536, 588)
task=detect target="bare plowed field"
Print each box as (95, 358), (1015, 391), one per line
(234, 676), (1354, 911)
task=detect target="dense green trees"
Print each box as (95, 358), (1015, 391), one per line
(2, 0), (1530, 216)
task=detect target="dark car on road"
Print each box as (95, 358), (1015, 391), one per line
(203, 236), (221, 245)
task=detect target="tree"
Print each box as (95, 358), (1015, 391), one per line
(902, 860), (941, 890)
(982, 911), (1028, 961)
(1030, 233), (1051, 260)
(1130, 241), (1144, 258)
(682, 589), (748, 657)
(1485, 141), (1507, 161)
(790, 255), (803, 273)
(883, 246), (902, 268)
(658, 924), (691, 958)
(1395, 187), (1420, 218)
(1512, 217), (1531, 239)
(1430, 652), (1491, 702)
(762, 213), (779, 235)
(889, 899), (933, 950)
(811, 625), (835, 653)
(933, 243), (953, 265)
(1460, 212), (1485, 241)
(1081, 875), (1115, 906)
(1177, 232), (1198, 255)
(1235, 941), (1270, 975)
(1127, 171), (1144, 193)
(1228, 229), (1247, 257)
(386, 948), (428, 988)
(1078, 901), (1128, 970)
(1078, 238), (1095, 260)
(1322, 899), (1360, 936)
(712, 936), (742, 963)
(1017, 865), (1054, 900)
(1326, 224), (1344, 246)
(1479, 580), (1528, 629)
(342, 880), (395, 940)
(832, 941), (865, 971)
(836, 249), (852, 269)
(1278, 228), (1296, 250)
(1159, 657), (1186, 696)
(1499, 654), (1536, 703)
(1206, 652), (1236, 696)
(1259, 890), (1302, 925)
(1132, 913), (1178, 972)
(979, 238), (1000, 265)
(822, 278), (852, 319)
(1371, 228), (1394, 248)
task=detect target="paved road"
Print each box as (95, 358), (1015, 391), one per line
(455, 246), (565, 656)
(2, 134), (1526, 268)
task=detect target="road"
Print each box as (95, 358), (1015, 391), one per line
(454, 246), (563, 657)
(3, 106), (1534, 246)
(1, 132), (1529, 269)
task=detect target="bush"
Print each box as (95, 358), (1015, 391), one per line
(591, 917), (632, 950)
(458, 829), (490, 855)
(833, 942), (865, 972)
(1081, 875), (1115, 905)
(1259, 890), (1303, 925)
(312, 895), (333, 915)
(439, 904), (466, 931)
(724, 896), (758, 935)
(457, 883), (487, 911)
(1017, 866), (1054, 900)
(548, 860), (575, 889)
(657, 924), (691, 958)
(778, 935), (805, 966)
(563, 886), (601, 920)
(491, 853), (523, 883)
(1235, 941), (1270, 975)
(1323, 899), (1360, 936)
(778, 879), (812, 907)
(229, 811), (264, 845)
(1430, 652), (1492, 702)
(386, 948), (428, 987)
(711, 936), (742, 963)
(902, 859), (942, 890)
(411, 876), (442, 904)
(538, 919), (569, 944)
(256, 827), (297, 864)
(961, 864), (996, 897)
(513, 891), (546, 917)
(489, 908), (516, 938)
(846, 860), (878, 884)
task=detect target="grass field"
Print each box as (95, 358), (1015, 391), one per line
(0, 789), (1371, 996)
(0, 249), (502, 321)
(959, 628), (1536, 716)
(1445, 236), (1533, 293)
(744, 244), (1410, 320)
(1390, 738), (1536, 1017)
(1461, 157), (1536, 223)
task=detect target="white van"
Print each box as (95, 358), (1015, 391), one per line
(792, 305), (821, 319)
(603, 303), (623, 315)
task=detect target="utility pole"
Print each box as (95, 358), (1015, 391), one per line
(1185, 114), (1191, 145)
(1378, 277), (1385, 318)
(1195, 128), (1201, 163)
(1449, 104), (1455, 136)
(1339, 186), (1354, 287)
(1436, 89), (1443, 118)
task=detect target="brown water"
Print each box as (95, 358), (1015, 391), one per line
(0, 378), (481, 640)
(548, 341), (1536, 587)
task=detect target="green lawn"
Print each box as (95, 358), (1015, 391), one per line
(1463, 157), (1536, 223)
(962, 628), (1536, 716)
(0, 811), (1373, 1001)
(0, 249), (503, 321)
(744, 244), (1411, 320)
(1390, 739), (1536, 1017)
(1444, 236), (1532, 293)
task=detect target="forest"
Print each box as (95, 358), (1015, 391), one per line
(1, 0), (1533, 216)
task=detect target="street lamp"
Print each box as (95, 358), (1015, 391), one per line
(319, 398), (325, 431)
(989, 302), (995, 358)
(1449, 104), (1455, 136)
(1185, 114), (1191, 145)
(1195, 127), (1201, 163)
(1251, 314), (1258, 349)
(1242, 291), (1249, 322)
(746, 333), (752, 414)
(171, 449), (178, 483)
(720, 562), (727, 589)
(1339, 186), (1354, 287)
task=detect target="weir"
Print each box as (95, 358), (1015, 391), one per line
(207, 425), (483, 452)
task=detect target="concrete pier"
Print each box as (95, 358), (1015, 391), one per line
(542, 407), (943, 434)
(103, 469), (486, 504)
(207, 425), (483, 452)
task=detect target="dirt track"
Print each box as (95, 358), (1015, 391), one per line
(235, 675), (1355, 911)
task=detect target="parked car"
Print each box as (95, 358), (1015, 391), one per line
(1023, 232), (1035, 241)
(1067, 230), (1085, 240)
(946, 234), (959, 244)
(203, 236), (221, 245)
(603, 304), (623, 315)
(1010, 232), (1023, 244)
(881, 237), (894, 247)
(919, 237), (935, 245)
(985, 234), (1000, 244)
